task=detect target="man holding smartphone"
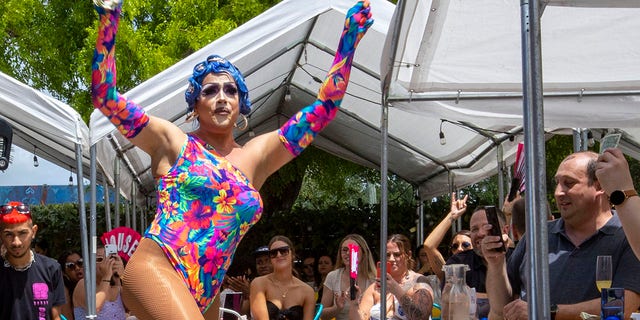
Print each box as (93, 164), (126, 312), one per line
(444, 206), (511, 294)
(483, 151), (640, 320)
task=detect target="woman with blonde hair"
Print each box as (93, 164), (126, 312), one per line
(250, 235), (315, 320)
(320, 234), (376, 320)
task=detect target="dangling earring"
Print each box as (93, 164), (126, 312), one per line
(235, 114), (248, 131)
(185, 111), (198, 123)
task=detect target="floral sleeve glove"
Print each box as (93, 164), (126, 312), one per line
(278, 0), (373, 156)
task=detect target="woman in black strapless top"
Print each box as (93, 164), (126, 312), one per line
(250, 236), (316, 320)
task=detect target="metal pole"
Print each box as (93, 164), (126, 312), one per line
(76, 143), (94, 318)
(131, 182), (137, 231)
(380, 101), (389, 319)
(114, 157), (120, 228)
(416, 188), (424, 246)
(521, 0), (550, 318)
(125, 200), (130, 228)
(104, 179), (112, 232)
(497, 144), (505, 209)
(88, 144), (98, 317)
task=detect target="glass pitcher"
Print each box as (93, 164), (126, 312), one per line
(441, 264), (471, 320)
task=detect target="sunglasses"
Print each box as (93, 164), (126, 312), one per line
(268, 246), (290, 259)
(65, 259), (83, 270)
(450, 241), (472, 251)
(386, 251), (403, 259)
(200, 82), (238, 97)
(303, 264), (314, 269)
(0, 204), (30, 215)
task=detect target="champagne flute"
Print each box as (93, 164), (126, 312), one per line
(596, 255), (612, 292)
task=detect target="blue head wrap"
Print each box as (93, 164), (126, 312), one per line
(185, 55), (251, 115)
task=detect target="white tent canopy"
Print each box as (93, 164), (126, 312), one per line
(0, 71), (92, 178)
(89, 0), (528, 203)
(90, 0), (640, 203)
(382, 0), (640, 198)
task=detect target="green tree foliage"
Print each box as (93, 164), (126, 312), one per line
(1, 0), (279, 121)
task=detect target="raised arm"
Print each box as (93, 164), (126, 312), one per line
(596, 148), (640, 259)
(423, 193), (468, 281)
(92, 1), (184, 169)
(245, 1), (372, 176)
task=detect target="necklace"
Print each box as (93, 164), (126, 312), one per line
(2, 249), (34, 272)
(270, 276), (293, 299)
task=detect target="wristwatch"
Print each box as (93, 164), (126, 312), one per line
(609, 189), (638, 206)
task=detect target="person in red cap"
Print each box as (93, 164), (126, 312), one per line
(0, 201), (66, 319)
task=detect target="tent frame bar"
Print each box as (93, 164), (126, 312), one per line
(386, 89), (640, 102)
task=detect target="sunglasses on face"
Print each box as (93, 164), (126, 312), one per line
(200, 83), (238, 97)
(386, 252), (403, 259)
(450, 241), (472, 251)
(65, 259), (83, 270)
(268, 246), (290, 259)
(303, 264), (314, 269)
(0, 204), (30, 215)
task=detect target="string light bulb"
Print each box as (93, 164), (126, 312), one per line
(33, 146), (39, 167)
(439, 120), (446, 145)
(284, 87), (292, 102)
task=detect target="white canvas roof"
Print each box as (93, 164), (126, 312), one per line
(89, 0), (640, 203)
(383, 0), (640, 198)
(0, 71), (92, 179)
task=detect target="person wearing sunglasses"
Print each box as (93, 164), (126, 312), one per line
(57, 250), (85, 320)
(320, 234), (376, 320)
(0, 201), (66, 319)
(90, 0), (373, 318)
(445, 206), (512, 298)
(350, 234), (433, 320)
(422, 192), (472, 283)
(250, 235), (315, 320)
(73, 243), (127, 319)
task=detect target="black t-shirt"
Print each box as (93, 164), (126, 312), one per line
(0, 252), (66, 320)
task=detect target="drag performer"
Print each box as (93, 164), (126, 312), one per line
(91, 0), (373, 318)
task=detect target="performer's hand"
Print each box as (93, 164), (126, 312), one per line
(338, 0), (374, 57)
(94, 0), (122, 12)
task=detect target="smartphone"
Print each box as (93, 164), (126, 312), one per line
(349, 244), (359, 300)
(484, 206), (506, 252)
(376, 261), (393, 278)
(105, 243), (118, 257)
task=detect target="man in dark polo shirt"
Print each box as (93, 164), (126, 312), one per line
(483, 151), (640, 319)
(0, 201), (65, 319)
(445, 206), (511, 294)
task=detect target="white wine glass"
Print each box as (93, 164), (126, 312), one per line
(596, 255), (612, 292)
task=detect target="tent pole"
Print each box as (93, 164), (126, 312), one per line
(78, 143), (95, 317)
(497, 144), (505, 209)
(521, 0), (550, 319)
(414, 186), (424, 245)
(104, 179), (112, 232)
(132, 182), (137, 232)
(416, 188), (424, 246)
(89, 144), (98, 317)
(379, 101), (389, 319)
(114, 157), (120, 228)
